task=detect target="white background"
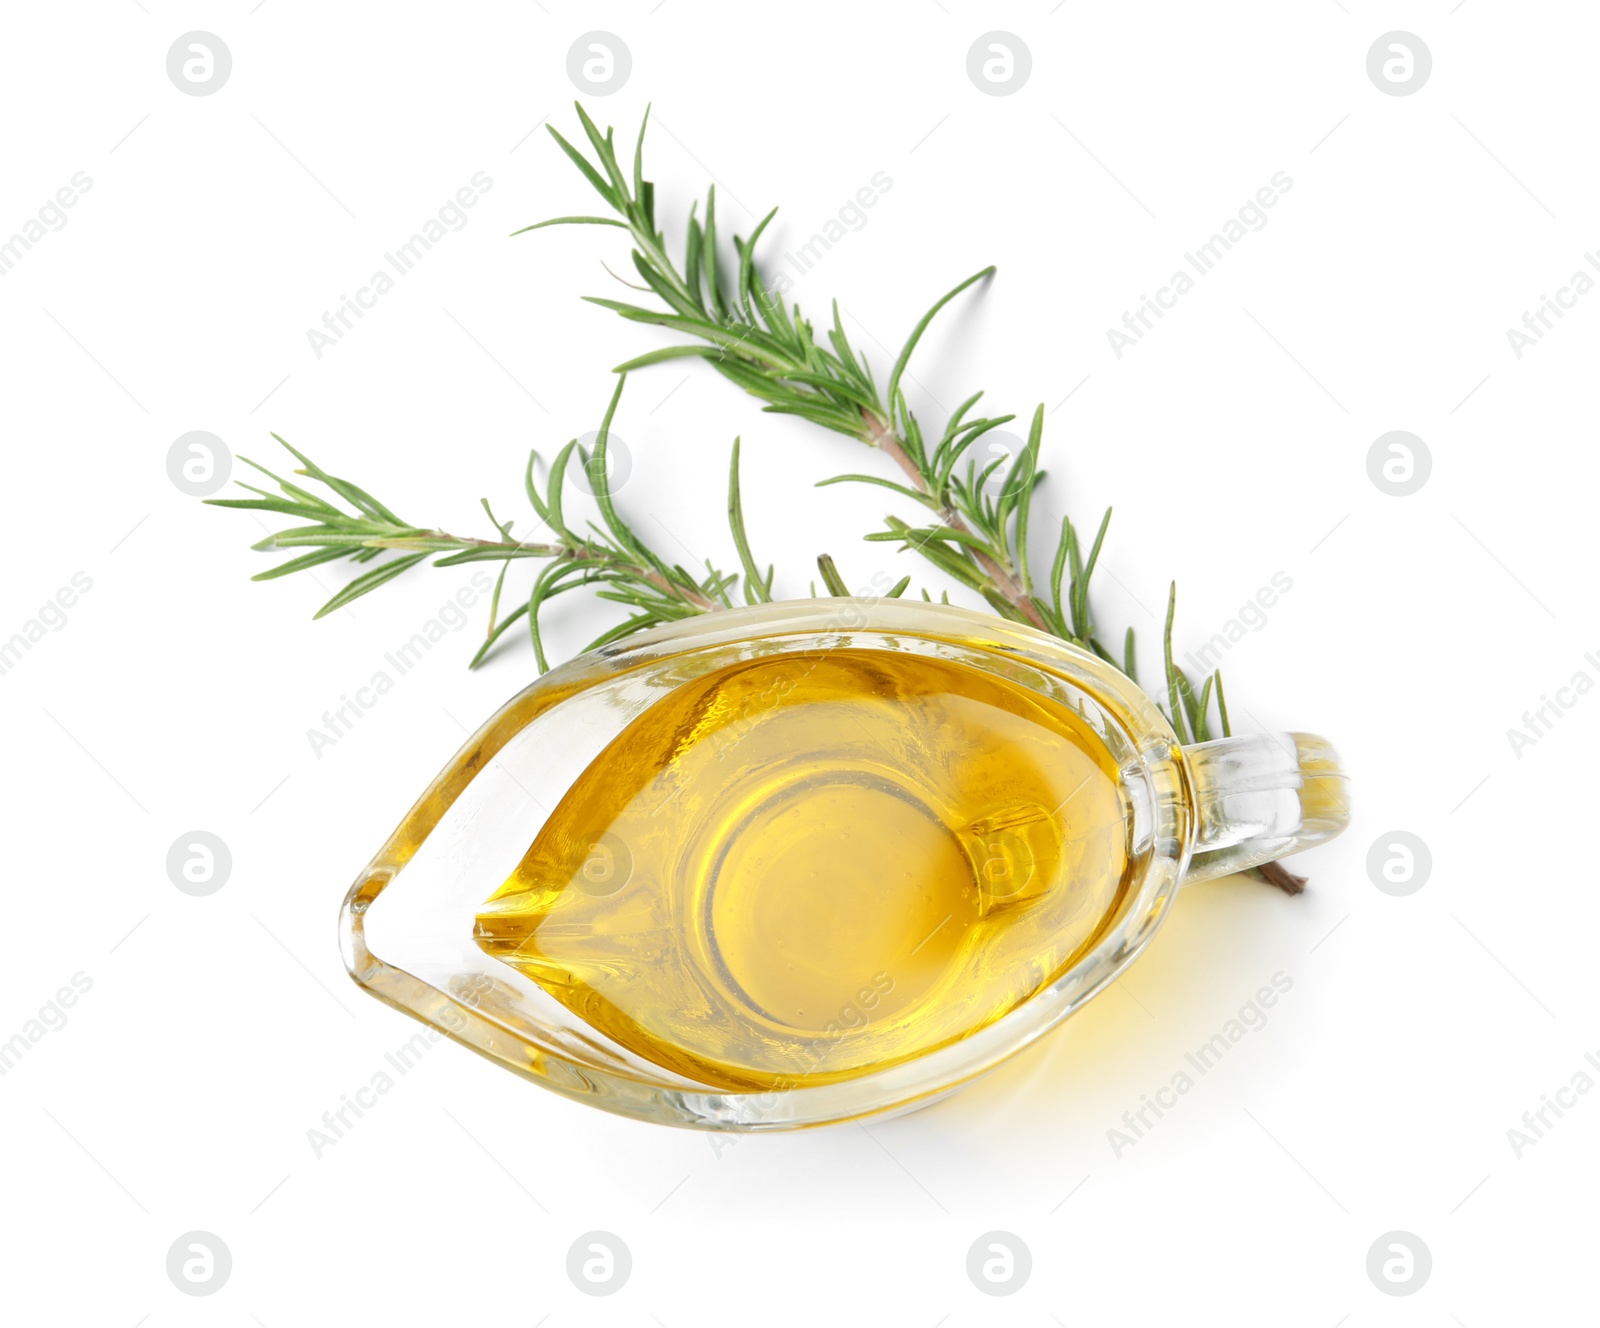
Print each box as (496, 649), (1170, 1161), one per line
(1, 2), (1594, 1323)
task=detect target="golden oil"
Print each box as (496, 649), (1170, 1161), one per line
(475, 648), (1130, 1091)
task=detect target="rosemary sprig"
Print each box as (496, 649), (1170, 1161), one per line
(517, 106), (1236, 733)
(516, 108), (1064, 638)
(208, 375), (752, 670)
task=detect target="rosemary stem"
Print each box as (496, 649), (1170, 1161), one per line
(365, 533), (566, 556)
(366, 531), (720, 613)
(1256, 860), (1307, 896)
(572, 544), (720, 612)
(862, 410), (1048, 631)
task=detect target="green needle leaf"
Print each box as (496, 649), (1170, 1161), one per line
(816, 553), (850, 597)
(1162, 582), (1191, 744)
(728, 438), (773, 605)
(512, 215), (629, 236)
(313, 553), (429, 619)
(885, 266), (995, 423)
(250, 545), (353, 581)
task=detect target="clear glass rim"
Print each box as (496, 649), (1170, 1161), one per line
(340, 599), (1193, 1130)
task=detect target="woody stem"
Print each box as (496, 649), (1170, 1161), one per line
(862, 411), (1048, 631)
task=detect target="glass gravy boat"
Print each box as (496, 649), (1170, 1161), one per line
(340, 599), (1349, 1130)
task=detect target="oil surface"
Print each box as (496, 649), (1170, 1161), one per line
(475, 648), (1129, 1090)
